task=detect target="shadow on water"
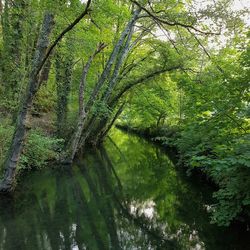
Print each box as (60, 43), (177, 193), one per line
(0, 129), (249, 250)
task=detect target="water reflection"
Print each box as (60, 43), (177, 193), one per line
(0, 129), (249, 250)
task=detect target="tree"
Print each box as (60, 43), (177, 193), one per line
(0, 0), (92, 192)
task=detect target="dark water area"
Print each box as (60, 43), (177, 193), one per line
(0, 129), (249, 250)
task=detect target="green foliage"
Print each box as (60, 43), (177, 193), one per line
(0, 122), (63, 174)
(33, 79), (56, 113)
(0, 0), (249, 229)
(169, 41), (250, 225)
(92, 100), (112, 119)
(119, 14), (250, 226)
(19, 129), (64, 170)
(0, 122), (14, 174)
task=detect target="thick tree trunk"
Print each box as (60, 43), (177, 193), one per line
(0, 13), (55, 192)
(1, 0), (27, 102)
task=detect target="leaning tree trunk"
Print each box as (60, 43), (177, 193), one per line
(63, 43), (106, 163)
(94, 101), (125, 145)
(63, 9), (140, 163)
(0, 13), (55, 192)
(78, 8), (141, 149)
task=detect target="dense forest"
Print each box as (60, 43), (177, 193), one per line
(0, 0), (249, 238)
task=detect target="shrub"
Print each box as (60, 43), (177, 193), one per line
(177, 123), (250, 226)
(0, 121), (63, 174)
(19, 129), (64, 170)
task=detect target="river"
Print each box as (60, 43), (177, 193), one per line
(0, 129), (249, 250)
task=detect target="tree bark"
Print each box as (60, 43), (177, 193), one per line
(78, 8), (141, 149)
(1, 0), (27, 102)
(85, 8), (141, 113)
(101, 8), (141, 102)
(0, 13), (55, 192)
(98, 102), (125, 144)
(55, 45), (73, 137)
(63, 43), (106, 163)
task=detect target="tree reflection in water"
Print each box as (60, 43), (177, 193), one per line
(0, 129), (249, 250)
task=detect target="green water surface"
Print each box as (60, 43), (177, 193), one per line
(0, 129), (249, 250)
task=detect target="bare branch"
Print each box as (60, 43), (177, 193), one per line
(130, 0), (220, 35)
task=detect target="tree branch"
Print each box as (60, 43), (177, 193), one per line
(110, 65), (182, 106)
(130, 0), (220, 35)
(36, 0), (92, 78)
(79, 42), (107, 116)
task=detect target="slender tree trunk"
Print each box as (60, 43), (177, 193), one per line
(97, 102), (125, 144)
(63, 43), (106, 163)
(0, 0), (2, 14)
(0, 13), (55, 192)
(78, 9), (141, 149)
(85, 8), (140, 113)
(101, 9), (140, 103)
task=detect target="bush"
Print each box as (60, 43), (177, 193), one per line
(0, 121), (63, 175)
(19, 129), (64, 170)
(176, 122), (250, 226)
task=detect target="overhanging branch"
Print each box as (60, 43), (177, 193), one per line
(130, 0), (220, 35)
(37, 0), (92, 78)
(110, 65), (182, 106)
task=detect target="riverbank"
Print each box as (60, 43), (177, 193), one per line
(115, 123), (217, 186)
(115, 124), (179, 156)
(0, 115), (62, 182)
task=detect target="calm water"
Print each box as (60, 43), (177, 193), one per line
(0, 129), (249, 250)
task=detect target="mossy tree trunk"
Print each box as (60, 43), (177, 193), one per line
(0, 13), (55, 192)
(55, 42), (73, 137)
(1, 0), (27, 103)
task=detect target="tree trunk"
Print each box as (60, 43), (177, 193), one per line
(96, 102), (125, 144)
(1, 0), (27, 103)
(78, 9), (141, 149)
(85, 8), (140, 113)
(63, 43), (106, 163)
(101, 8), (140, 103)
(0, 13), (55, 192)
